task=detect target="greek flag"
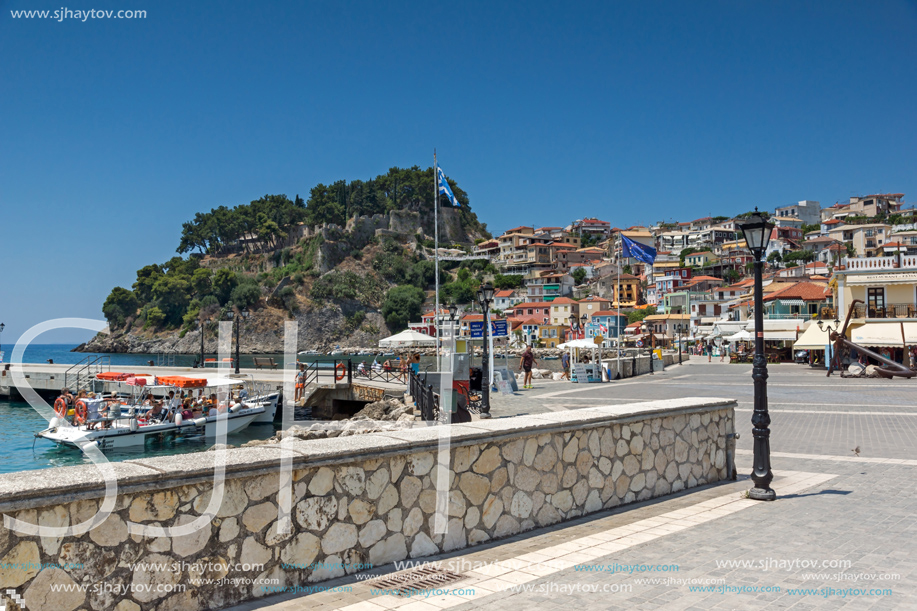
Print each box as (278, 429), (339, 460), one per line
(437, 166), (460, 207)
(621, 234), (657, 265)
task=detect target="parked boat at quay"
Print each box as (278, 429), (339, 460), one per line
(37, 375), (272, 452)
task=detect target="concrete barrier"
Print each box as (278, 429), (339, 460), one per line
(0, 397), (735, 611)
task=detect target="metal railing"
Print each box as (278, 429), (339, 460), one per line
(296, 359), (353, 386)
(852, 303), (917, 319)
(64, 355), (110, 393)
(408, 369), (439, 421)
(156, 353), (176, 367)
(352, 367), (408, 384)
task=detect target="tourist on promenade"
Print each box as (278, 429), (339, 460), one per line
(410, 353), (421, 374)
(295, 363), (306, 401)
(519, 345), (538, 389)
(561, 352), (570, 380)
(706, 343), (713, 362)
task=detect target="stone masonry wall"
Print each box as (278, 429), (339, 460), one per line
(0, 399), (734, 611)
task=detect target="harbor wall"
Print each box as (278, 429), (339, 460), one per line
(0, 398), (735, 611)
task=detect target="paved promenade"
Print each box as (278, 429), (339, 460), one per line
(227, 357), (916, 610)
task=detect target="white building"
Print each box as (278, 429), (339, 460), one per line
(775, 200), (821, 226)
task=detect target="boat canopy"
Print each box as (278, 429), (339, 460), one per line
(143, 377), (243, 389)
(96, 372), (151, 381)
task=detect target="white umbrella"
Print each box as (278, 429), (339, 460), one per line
(378, 329), (437, 348)
(557, 338), (599, 349)
(725, 330), (752, 342)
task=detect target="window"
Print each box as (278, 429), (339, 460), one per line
(867, 288), (885, 314)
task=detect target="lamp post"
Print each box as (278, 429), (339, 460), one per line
(817, 317), (842, 372)
(448, 304), (459, 357)
(477, 282), (494, 419)
(226, 308), (250, 374)
(737, 208), (776, 501)
(198, 312), (211, 368)
(580, 314), (588, 340)
(569, 314), (578, 341)
(678, 325), (683, 366)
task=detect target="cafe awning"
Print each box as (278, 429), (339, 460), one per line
(793, 324), (833, 350)
(849, 322), (917, 347)
(745, 319), (804, 341)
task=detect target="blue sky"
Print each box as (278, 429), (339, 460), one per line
(2, 0), (916, 344)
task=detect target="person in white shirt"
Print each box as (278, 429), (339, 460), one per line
(167, 391), (182, 417)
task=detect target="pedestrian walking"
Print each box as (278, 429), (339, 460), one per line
(706, 343), (713, 363)
(561, 352), (571, 381)
(519, 345), (538, 389)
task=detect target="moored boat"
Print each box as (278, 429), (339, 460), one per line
(36, 375), (268, 452)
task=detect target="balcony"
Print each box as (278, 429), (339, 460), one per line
(852, 303), (917, 319)
(844, 255), (917, 270)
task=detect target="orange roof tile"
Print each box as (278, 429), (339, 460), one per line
(762, 282), (831, 302)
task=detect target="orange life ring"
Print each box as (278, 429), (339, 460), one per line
(54, 396), (69, 418)
(334, 362), (346, 381)
(74, 399), (88, 425)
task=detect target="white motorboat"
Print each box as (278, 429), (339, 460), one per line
(37, 375), (267, 452)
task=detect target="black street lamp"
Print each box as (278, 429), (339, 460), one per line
(580, 314), (588, 339)
(226, 308), (249, 374)
(737, 208), (776, 501)
(477, 282), (495, 419)
(447, 304), (459, 353)
(569, 314), (578, 341)
(198, 313), (210, 368)
(678, 325), (683, 366)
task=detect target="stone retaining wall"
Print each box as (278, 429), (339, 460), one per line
(0, 398), (735, 611)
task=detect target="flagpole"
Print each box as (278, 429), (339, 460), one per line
(434, 150), (440, 364)
(617, 255), (621, 379)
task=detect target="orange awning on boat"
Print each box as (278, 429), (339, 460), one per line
(155, 375), (209, 388)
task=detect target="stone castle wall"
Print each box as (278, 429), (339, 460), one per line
(0, 398), (735, 611)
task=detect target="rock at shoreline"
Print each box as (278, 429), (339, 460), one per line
(256, 397), (418, 444)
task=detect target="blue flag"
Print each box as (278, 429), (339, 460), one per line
(621, 234), (657, 264)
(437, 166), (460, 207)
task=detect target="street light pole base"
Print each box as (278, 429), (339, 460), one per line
(748, 487), (776, 501)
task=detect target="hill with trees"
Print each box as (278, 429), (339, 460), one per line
(81, 167), (491, 355)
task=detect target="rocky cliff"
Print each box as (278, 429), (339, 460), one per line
(76, 301), (390, 354)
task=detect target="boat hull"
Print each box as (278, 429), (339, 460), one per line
(37, 407), (264, 451)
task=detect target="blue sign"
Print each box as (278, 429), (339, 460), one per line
(469, 320), (508, 338)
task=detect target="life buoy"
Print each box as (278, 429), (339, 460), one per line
(74, 399), (88, 425)
(54, 397), (69, 418)
(335, 362), (346, 381)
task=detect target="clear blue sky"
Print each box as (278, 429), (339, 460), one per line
(2, 0), (916, 344)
